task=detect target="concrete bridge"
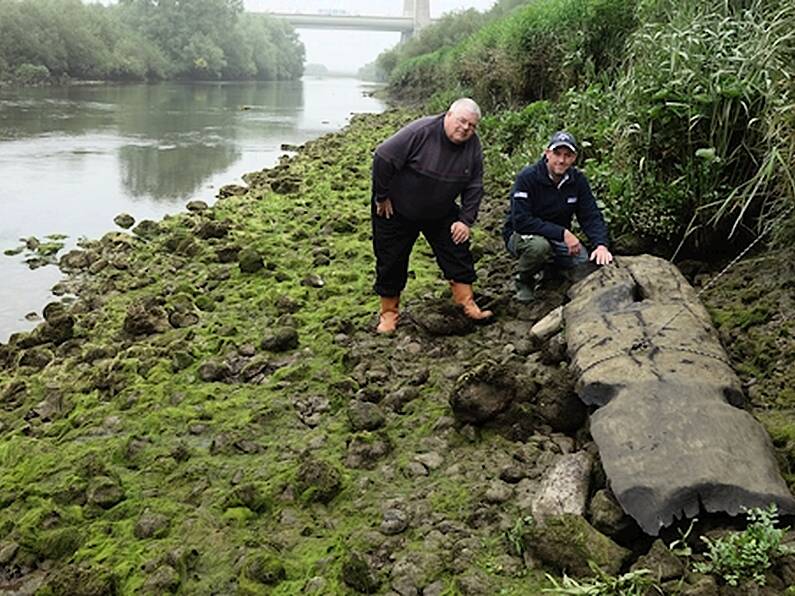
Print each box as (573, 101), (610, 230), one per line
(259, 0), (431, 41)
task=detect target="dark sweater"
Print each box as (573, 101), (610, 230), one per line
(372, 114), (484, 226)
(502, 157), (609, 247)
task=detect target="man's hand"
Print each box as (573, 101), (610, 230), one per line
(563, 229), (582, 256)
(450, 221), (470, 244)
(590, 245), (613, 266)
(376, 198), (394, 219)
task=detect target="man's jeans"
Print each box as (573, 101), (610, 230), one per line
(507, 232), (588, 276)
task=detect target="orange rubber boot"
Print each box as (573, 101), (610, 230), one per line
(376, 296), (400, 333)
(450, 282), (493, 321)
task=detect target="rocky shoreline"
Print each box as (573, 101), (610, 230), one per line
(1, 110), (794, 594)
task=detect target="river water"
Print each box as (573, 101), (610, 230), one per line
(0, 78), (385, 342)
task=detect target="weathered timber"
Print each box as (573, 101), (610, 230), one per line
(564, 255), (795, 535)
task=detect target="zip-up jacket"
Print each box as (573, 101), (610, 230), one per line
(372, 114), (484, 226)
(502, 157), (609, 247)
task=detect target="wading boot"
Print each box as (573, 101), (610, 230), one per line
(450, 282), (493, 321)
(514, 272), (535, 303)
(376, 295), (399, 333)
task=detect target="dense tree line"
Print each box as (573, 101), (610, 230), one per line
(0, 0), (304, 83)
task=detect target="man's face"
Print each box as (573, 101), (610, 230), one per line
(444, 109), (479, 144)
(544, 146), (577, 178)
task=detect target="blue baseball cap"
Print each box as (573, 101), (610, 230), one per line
(548, 131), (578, 153)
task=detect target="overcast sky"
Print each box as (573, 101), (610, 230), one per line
(245, 0), (497, 73)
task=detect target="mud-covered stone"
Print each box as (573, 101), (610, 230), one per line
(347, 401), (386, 431)
(589, 488), (631, 537)
(631, 539), (684, 582)
(186, 200), (208, 212)
(341, 552), (380, 594)
(114, 213), (135, 228)
(196, 220), (229, 240)
(198, 359), (232, 382)
(260, 326), (299, 352)
(345, 432), (392, 469)
(218, 183), (247, 198)
(450, 363), (516, 424)
(19, 346), (54, 369)
(523, 514), (629, 578)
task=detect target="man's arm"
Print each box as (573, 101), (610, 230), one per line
(574, 174), (612, 264)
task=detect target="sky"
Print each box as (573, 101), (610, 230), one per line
(245, 0), (497, 73)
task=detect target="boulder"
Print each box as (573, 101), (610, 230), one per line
(523, 514), (629, 578)
(449, 363), (515, 424)
(531, 451), (592, 522)
(564, 255), (795, 534)
(114, 213), (135, 228)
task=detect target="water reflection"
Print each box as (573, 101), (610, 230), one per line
(0, 78), (384, 340)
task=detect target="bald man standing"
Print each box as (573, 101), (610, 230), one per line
(371, 98), (493, 333)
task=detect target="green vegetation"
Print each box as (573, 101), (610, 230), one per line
(0, 0), (304, 83)
(694, 505), (793, 587)
(383, 0), (795, 250)
(544, 566), (659, 596)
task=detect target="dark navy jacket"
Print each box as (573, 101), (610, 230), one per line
(502, 157), (608, 247)
(372, 114), (484, 226)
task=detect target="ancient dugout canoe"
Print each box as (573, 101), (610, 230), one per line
(564, 255), (795, 535)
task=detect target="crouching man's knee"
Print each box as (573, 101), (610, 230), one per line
(509, 233), (551, 273)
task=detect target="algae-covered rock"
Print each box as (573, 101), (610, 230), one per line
(242, 551), (286, 585)
(344, 432), (392, 469)
(59, 249), (94, 271)
(86, 476), (125, 508)
(523, 514), (629, 578)
(217, 183), (248, 198)
(143, 564), (180, 593)
(341, 552), (380, 594)
(631, 539), (684, 582)
(186, 200), (208, 212)
(164, 232), (199, 257)
(295, 457), (342, 504)
(260, 326), (298, 352)
(19, 346), (54, 369)
(132, 219), (161, 239)
(347, 401), (386, 432)
(36, 526), (83, 559)
(238, 247), (264, 273)
(114, 213), (135, 228)
(196, 220), (229, 240)
(589, 488), (631, 537)
(198, 359), (232, 382)
(134, 512), (170, 540)
(229, 483), (271, 513)
(123, 299), (169, 336)
(215, 244), (241, 263)
(42, 564), (117, 595)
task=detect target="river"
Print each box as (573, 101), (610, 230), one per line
(0, 78), (385, 342)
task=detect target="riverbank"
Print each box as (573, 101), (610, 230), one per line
(0, 109), (793, 594)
